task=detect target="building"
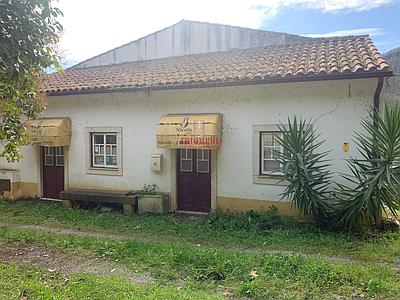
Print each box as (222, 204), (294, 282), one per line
(0, 21), (392, 216)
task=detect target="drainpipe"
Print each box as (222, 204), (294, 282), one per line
(373, 76), (384, 127)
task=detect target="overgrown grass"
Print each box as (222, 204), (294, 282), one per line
(0, 227), (399, 300)
(0, 200), (399, 263)
(0, 262), (221, 300)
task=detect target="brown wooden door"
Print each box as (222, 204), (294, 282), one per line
(42, 146), (65, 199)
(177, 149), (211, 212)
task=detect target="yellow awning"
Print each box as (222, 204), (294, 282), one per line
(156, 114), (222, 149)
(25, 118), (71, 147)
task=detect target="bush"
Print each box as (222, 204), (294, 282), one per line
(276, 117), (332, 223)
(136, 184), (159, 195)
(336, 104), (400, 229)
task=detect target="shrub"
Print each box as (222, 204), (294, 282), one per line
(336, 104), (400, 229)
(137, 184), (159, 195)
(276, 117), (332, 222)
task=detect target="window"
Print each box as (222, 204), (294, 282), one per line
(253, 124), (288, 185)
(92, 133), (118, 168)
(260, 132), (283, 175)
(55, 146), (64, 166)
(44, 146), (64, 166)
(197, 149), (210, 173)
(85, 127), (123, 176)
(44, 147), (54, 166)
(180, 149), (192, 172)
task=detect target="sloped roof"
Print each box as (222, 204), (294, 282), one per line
(44, 35), (392, 96)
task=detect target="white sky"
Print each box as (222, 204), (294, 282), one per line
(56, 0), (396, 64)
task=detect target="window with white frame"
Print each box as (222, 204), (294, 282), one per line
(197, 149), (210, 173)
(180, 149), (192, 172)
(92, 133), (118, 168)
(260, 132), (283, 175)
(85, 127), (122, 176)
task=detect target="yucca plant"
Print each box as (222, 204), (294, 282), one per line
(276, 117), (332, 221)
(337, 104), (400, 229)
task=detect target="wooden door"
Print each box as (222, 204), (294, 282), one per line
(42, 146), (65, 199)
(177, 149), (211, 212)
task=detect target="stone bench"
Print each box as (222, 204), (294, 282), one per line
(60, 189), (138, 215)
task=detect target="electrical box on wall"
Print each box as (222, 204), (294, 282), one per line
(150, 154), (162, 172)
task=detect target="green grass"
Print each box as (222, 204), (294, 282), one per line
(0, 226), (399, 299)
(0, 262), (221, 300)
(0, 200), (399, 263)
(0, 200), (399, 299)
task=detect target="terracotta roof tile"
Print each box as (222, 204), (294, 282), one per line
(43, 35), (392, 95)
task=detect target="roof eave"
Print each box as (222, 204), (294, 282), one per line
(45, 70), (393, 97)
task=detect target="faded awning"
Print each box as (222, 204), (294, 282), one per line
(156, 114), (222, 149)
(24, 118), (71, 147)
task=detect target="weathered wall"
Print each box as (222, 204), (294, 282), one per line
(72, 20), (311, 69)
(0, 78), (377, 212)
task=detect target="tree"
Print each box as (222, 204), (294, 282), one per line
(0, 0), (62, 162)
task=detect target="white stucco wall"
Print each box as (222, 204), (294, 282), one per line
(0, 78), (378, 202)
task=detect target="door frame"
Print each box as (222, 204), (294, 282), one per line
(37, 145), (69, 199)
(170, 149), (217, 212)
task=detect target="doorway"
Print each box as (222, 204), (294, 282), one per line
(177, 149), (211, 212)
(42, 146), (65, 199)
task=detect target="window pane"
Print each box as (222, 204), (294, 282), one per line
(45, 156), (53, 166)
(264, 160), (280, 173)
(106, 145), (111, 155)
(94, 155), (104, 166)
(112, 145), (117, 155)
(272, 148), (281, 159)
(93, 145), (99, 154)
(106, 134), (116, 144)
(197, 160), (209, 173)
(187, 149), (192, 159)
(56, 156), (64, 166)
(56, 147), (64, 155)
(94, 134), (104, 144)
(106, 155), (117, 166)
(180, 159), (192, 172)
(263, 148), (272, 159)
(197, 149), (203, 160)
(263, 133), (273, 146)
(272, 134), (281, 146)
(203, 150), (209, 160)
(99, 145), (104, 155)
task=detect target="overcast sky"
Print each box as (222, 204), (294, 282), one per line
(56, 0), (400, 67)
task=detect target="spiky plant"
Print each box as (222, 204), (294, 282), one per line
(276, 117), (332, 221)
(337, 104), (400, 229)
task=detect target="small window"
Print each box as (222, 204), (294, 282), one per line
(197, 149), (209, 173)
(55, 146), (64, 166)
(92, 133), (118, 168)
(261, 132), (283, 175)
(180, 149), (192, 172)
(44, 147), (54, 166)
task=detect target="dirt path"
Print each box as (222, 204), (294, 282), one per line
(0, 239), (155, 284)
(2, 222), (399, 271)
